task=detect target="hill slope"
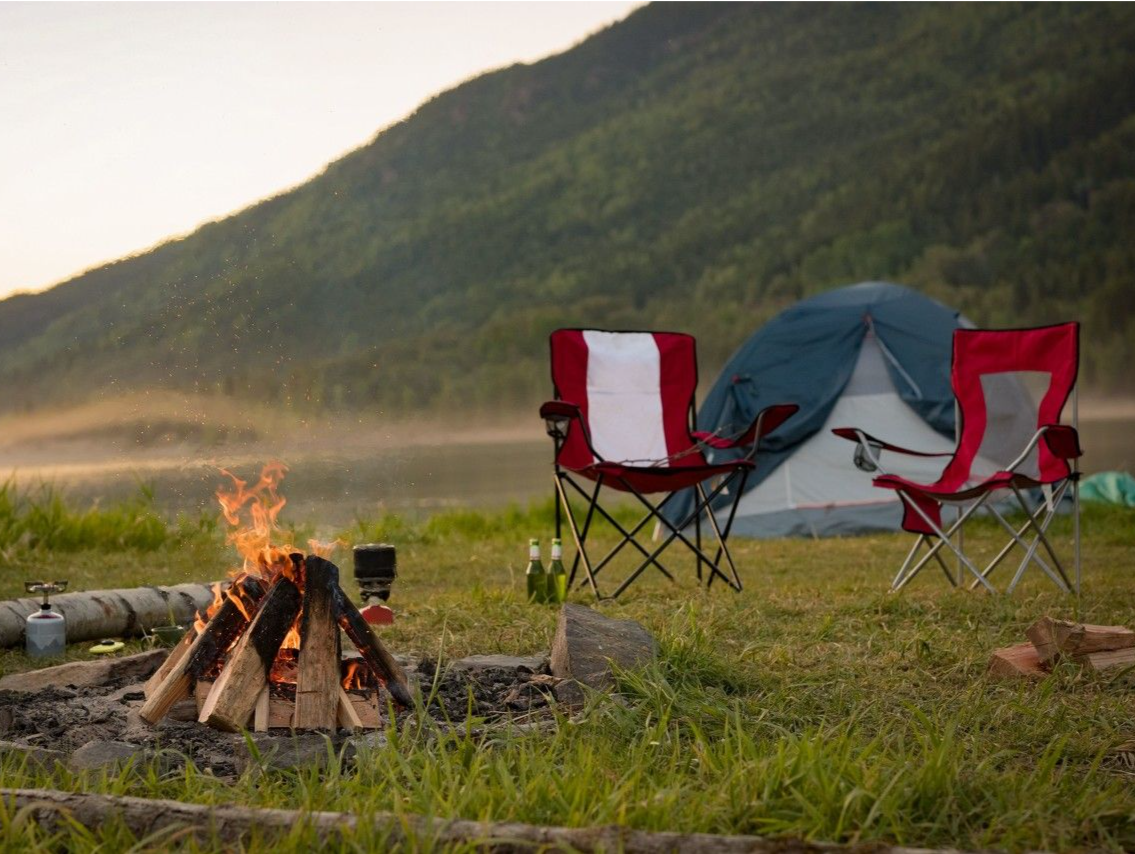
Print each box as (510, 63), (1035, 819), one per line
(2, 2), (1134, 414)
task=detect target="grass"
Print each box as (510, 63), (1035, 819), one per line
(2, 489), (1135, 851)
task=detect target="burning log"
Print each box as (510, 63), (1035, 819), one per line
(138, 577), (267, 724)
(332, 583), (413, 709)
(294, 556), (341, 730)
(198, 577), (303, 732)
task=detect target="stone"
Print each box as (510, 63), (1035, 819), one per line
(0, 650), (167, 693)
(0, 739), (67, 771)
(68, 740), (146, 773)
(550, 604), (658, 707)
(448, 654), (548, 675)
(236, 733), (343, 773)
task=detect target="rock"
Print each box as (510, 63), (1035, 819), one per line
(448, 654), (548, 675)
(68, 740), (146, 773)
(0, 650), (167, 693)
(550, 604), (658, 707)
(236, 733), (344, 773)
(0, 739), (67, 770)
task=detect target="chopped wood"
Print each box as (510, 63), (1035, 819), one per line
(0, 786), (959, 852)
(332, 582), (414, 708)
(143, 629), (195, 698)
(199, 578), (302, 732)
(1078, 646), (1135, 678)
(336, 688), (363, 731)
(988, 642), (1047, 679)
(1026, 616), (1135, 664)
(138, 577), (267, 725)
(294, 556), (340, 730)
(254, 686), (270, 733)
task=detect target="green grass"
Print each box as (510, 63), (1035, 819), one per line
(2, 493), (1135, 851)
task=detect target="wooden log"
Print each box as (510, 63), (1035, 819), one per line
(336, 688), (363, 731)
(199, 578), (302, 732)
(1026, 616), (1135, 664)
(0, 786), (954, 852)
(294, 556), (341, 730)
(0, 649), (166, 693)
(0, 582), (225, 649)
(143, 628), (195, 698)
(988, 642), (1047, 679)
(332, 582), (413, 709)
(351, 692), (381, 728)
(254, 686), (270, 732)
(1078, 646), (1135, 678)
(138, 577), (267, 724)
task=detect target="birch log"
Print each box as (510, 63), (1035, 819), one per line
(0, 583), (225, 648)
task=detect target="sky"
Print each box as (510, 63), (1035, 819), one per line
(0, 1), (642, 299)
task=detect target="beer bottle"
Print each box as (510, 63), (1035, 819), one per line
(525, 538), (547, 603)
(548, 538), (568, 603)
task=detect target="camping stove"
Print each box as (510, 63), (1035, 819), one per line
(353, 544), (396, 625)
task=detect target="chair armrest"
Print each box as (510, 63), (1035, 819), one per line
(830, 427), (954, 457)
(539, 401), (582, 421)
(694, 404), (798, 452)
(1042, 424), (1082, 459)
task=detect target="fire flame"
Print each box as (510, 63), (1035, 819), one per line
(188, 461), (349, 690)
(342, 660), (368, 691)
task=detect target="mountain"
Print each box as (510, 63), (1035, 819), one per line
(3, 2), (1134, 416)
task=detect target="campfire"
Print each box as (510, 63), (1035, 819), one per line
(139, 463), (412, 733)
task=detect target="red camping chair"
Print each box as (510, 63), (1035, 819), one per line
(540, 329), (797, 600)
(833, 322), (1082, 594)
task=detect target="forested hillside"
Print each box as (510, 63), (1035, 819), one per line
(2, 2), (1133, 414)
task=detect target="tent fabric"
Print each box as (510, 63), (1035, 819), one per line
(666, 281), (1032, 538)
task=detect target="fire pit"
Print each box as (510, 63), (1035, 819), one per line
(138, 463), (412, 733)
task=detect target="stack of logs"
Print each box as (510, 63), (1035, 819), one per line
(138, 555), (413, 732)
(989, 616), (1135, 680)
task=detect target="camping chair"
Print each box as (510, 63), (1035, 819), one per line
(833, 322), (1082, 594)
(540, 329), (797, 600)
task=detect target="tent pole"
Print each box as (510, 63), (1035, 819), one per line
(1073, 384), (1081, 598)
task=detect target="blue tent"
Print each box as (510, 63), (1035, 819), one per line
(672, 282), (1032, 538)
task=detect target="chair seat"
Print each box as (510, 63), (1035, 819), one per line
(873, 470), (1047, 502)
(566, 458), (756, 494)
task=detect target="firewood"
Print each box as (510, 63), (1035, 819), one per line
(294, 556), (341, 730)
(988, 642), (1047, 679)
(336, 688), (363, 731)
(332, 582), (414, 708)
(198, 578), (302, 732)
(138, 577), (267, 724)
(1078, 646), (1135, 679)
(144, 628), (195, 698)
(254, 686), (270, 733)
(1026, 616), (1135, 664)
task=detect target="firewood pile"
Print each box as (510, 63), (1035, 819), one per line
(138, 554), (412, 733)
(988, 616), (1135, 680)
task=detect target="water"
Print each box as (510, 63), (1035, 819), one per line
(6, 417), (1133, 530)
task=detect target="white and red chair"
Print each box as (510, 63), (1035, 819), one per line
(834, 322), (1082, 594)
(541, 329), (797, 600)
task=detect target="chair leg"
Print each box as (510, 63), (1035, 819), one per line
(697, 472), (747, 592)
(894, 492), (996, 592)
(979, 502), (1065, 591)
(1005, 484), (1071, 594)
(554, 474), (603, 601)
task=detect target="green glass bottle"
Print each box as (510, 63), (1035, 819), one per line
(525, 538), (547, 603)
(548, 538), (568, 603)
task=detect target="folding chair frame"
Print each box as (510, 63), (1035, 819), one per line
(846, 406), (1081, 595)
(552, 464), (750, 600)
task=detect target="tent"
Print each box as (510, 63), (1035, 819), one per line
(676, 281), (1035, 538)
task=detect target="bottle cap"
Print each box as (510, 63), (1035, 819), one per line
(529, 538), (539, 546)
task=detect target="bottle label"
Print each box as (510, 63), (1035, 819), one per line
(529, 539), (540, 560)
(551, 542), (563, 560)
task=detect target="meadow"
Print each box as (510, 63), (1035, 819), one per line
(1, 485), (1134, 851)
